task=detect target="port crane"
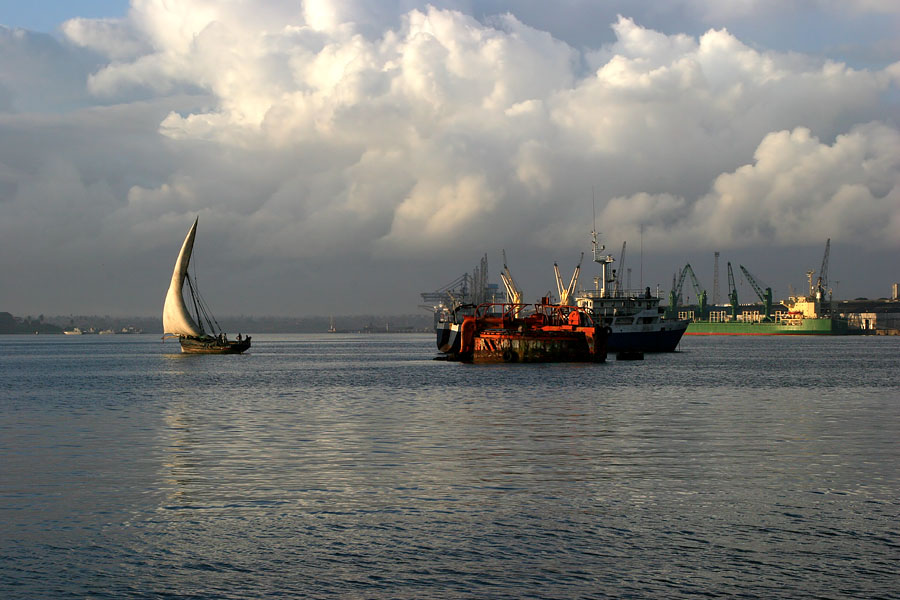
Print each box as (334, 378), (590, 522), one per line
(613, 242), (626, 296)
(666, 269), (682, 320)
(420, 254), (488, 309)
(739, 265), (773, 321)
(682, 264), (708, 320)
(727, 262), (739, 320)
(817, 238), (830, 294)
(665, 263), (708, 320)
(815, 238), (833, 317)
(500, 250), (524, 315)
(554, 252), (583, 305)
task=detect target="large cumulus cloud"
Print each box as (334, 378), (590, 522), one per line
(600, 124), (900, 248)
(0, 1), (898, 314)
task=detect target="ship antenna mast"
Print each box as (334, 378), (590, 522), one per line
(590, 188), (615, 296)
(591, 188), (605, 262)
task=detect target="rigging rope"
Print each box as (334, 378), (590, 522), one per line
(186, 235), (225, 337)
(186, 273), (221, 335)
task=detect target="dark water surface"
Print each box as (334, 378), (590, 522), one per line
(1, 334), (898, 599)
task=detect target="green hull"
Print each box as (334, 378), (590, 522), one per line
(686, 318), (851, 336)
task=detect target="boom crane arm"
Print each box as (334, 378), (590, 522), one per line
(739, 264), (773, 321)
(817, 238), (830, 292)
(613, 242), (626, 295)
(814, 238), (833, 317)
(554, 252), (584, 305)
(665, 265), (690, 319)
(682, 264), (708, 318)
(568, 255), (583, 303)
(553, 263), (565, 303)
(500, 249), (523, 306)
(674, 266), (689, 303)
(727, 262), (739, 319)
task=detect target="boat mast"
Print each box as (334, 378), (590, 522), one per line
(591, 226), (615, 299)
(188, 275), (205, 333)
(186, 270), (222, 336)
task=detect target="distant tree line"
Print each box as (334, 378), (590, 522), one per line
(0, 312), (63, 334)
(1, 312), (433, 334)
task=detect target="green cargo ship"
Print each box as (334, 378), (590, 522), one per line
(676, 243), (858, 336)
(684, 285), (854, 335)
(685, 316), (850, 335)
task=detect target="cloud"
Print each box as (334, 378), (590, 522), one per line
(0, 26), (107, 112)
(703, 124), (900, 245)
(0, 2), (899, 314)
(61, 17), (148, 61)
(601, 123), (900, 249)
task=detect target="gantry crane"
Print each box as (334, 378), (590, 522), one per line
(739, 264), (773, 321)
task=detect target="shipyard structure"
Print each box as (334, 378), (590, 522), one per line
(421, 237), (897, 356)
(666, 239), (899, 335)
(421, 231), (688, 357)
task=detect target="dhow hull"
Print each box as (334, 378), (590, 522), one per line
(179, 337), (251, 354)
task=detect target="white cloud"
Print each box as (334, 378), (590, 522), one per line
(695, 124), (900, 247)
(61, 17), (148, 61)
(590, 123), (900, 258)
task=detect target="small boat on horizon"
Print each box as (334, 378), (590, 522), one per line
(63, 327), (98, 335)
(162, 217), (250, 354)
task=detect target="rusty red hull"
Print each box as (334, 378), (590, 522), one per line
(452, 303), (608, 363)
(474, 329), (601, 363)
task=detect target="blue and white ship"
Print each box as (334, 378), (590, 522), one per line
(573, 231), (688, 353)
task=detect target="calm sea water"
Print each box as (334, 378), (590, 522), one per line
(1, 333), (898, 599)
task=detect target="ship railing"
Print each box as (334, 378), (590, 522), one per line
(737, 311), (763, 323)
(578, 288), (659, 300)
(577, 288), (662, 300)
(775, 310), (804, 325)
(472, 302), (596, 327)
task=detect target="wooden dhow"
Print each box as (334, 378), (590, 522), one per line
(162, 217), (250, 354)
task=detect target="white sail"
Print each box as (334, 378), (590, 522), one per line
(162, 217), (205, 338)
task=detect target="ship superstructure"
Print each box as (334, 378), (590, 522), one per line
(425, 253), (610, 362)
(573, 230), (688, 352)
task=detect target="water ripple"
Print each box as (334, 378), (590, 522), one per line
(1, 334), (898, 598)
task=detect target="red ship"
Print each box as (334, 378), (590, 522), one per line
(443, 300), (609, 363)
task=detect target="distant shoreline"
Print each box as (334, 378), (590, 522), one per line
(0, 311), (433, 335)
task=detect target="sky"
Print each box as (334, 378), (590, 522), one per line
(1, 1), (899, 317)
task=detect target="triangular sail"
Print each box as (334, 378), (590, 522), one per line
(163, 217), (205, 337)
